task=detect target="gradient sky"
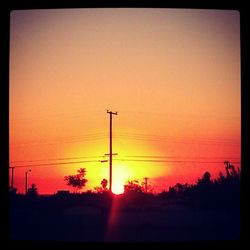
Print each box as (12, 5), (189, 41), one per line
(10, 8), (241, 194)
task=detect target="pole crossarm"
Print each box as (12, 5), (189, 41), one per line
(107, 110), (118, 116)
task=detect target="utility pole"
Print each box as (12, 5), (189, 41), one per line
(9, 167), (15, 189)
(25, 169), (31, 194)
(107, 110), (118, 193)
(144, 177), (149, 193)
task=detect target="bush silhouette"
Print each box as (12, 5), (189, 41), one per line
(27, 183), (38, 198)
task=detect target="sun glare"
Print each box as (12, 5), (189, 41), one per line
(112, 181), (125, 195)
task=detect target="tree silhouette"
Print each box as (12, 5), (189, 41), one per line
(101, 178), (108, 190)
(94, 178), (108, 193)
(197, 171), (212, 186)
(27, 183), (38, 197)
(224, 161), (240, 179)
(159, 161), (240, 210)
(64, 168), (88, 192)
(124, 180), (143, 194)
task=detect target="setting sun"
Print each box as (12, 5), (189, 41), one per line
(112, 181), (125, 195)
(111, 164), (129, 194)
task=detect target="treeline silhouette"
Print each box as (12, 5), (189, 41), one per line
(10, 161), (240, 211)
(159, 161), (240, 210)
(9, 161), (240, 241)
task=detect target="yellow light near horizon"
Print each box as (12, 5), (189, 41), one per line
(60, 138), (172, 191)
(112, 181), (125, 195)
(112, 163), (131, 193)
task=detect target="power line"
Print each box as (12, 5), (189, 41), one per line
(12, 160), (100, 168)
(10, 134), (240, 148)
(10, 110), (103, 123)
(10, 132), (108, 148)
(114, 132), (239, 141)
(118, 109), (240, 121)
(123, 155), (240, 159)
(10, 155), (103, 164)
(115, 132), (238, 140)
(114, 134), (240, 146)
(114, 159), (241, 164)
(11, 158), (241, 169)
(10, 155), (240, 165)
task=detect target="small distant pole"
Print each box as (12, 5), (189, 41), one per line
(107, 110), (118, 193)
(25, 169), (31, 194)
(144, 177), (149, 193)
(9, 167), (15, 189)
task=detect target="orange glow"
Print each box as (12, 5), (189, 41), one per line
(9, 9), (240, 194)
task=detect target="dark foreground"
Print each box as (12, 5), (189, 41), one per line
(10, 193), (240, 242)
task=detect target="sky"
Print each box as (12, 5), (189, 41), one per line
(9, 8), (241, 194)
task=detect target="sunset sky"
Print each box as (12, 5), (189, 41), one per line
(9, 8), (240, 194)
